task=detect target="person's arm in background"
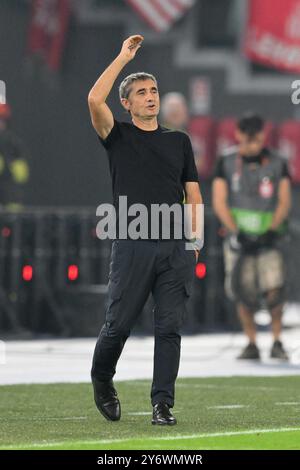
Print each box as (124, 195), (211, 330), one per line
(212, 177), (238, 233)
(270, 177), (291, 230)
(212, 156), (237, 233)
(88, 35), (144, 140)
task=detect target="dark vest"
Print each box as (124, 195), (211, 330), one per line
(222, 147), (286, 234)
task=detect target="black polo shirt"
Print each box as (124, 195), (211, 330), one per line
(97, 119), (199, 240)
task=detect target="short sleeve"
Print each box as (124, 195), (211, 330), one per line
(213, 157), (226, 179)
(181, 134), (199, 183)
(97, 118), (121, 150)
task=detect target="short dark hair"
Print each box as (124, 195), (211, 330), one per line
(237, 112), (265, 137)
(119, 72), (157, 100)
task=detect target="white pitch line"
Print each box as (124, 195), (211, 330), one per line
(275, 402), (300, 406)
(175, 383), (281, 391)
(1, 427), (300, 449)
(207, 405), (248, 410)
(0, 416), (87, 421)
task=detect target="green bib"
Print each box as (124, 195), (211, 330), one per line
(231, 208), (286, 235)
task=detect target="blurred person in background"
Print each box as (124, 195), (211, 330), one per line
(212, 113), (291, 361)
(0, 103), (30, 211)
(160, 92), (189, 131)
(0, 103), (31, 336)
(160, 92), (206, 180)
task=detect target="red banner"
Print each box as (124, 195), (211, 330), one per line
(244, 0), (300, 74)
(27, 0), (71, 71)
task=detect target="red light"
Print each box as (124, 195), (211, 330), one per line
(22, 265), (33, 281)
(2, 226), (11, 238)
(195, 262), (206, 279)
(68, 264), (79, 281)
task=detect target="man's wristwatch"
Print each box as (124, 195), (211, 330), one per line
(190, 238), (204, 252)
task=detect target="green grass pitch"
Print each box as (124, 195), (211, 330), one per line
(0, 376), (300, 450)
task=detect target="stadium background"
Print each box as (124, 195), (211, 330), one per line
(0, 0), (300, 335)
(1, 0), (300, 336)
(1, 0), (300, 452)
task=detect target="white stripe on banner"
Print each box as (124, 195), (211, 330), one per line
(156, 0), (181, 18)
(127, 0), (170, 31)
(126, 0), (195, 32)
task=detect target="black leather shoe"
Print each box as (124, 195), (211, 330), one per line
(92, 377), (121, 421)
(152, 402), (177, 426)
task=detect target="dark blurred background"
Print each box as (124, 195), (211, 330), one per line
(0, 0), (300, 337)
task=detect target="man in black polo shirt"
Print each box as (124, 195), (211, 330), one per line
(88, 35), (203, 425)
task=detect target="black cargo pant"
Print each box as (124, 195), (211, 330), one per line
(91, 239), (196, 408)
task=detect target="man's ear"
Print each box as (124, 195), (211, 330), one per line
(121, 98), (130, 113)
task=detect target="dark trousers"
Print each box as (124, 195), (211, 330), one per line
(91, 239), (195, 407)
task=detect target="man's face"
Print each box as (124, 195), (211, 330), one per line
(235, 129), (265, 157)
(121, 79), (160, 119)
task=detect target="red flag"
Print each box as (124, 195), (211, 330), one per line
(244, 0), (300, 74)
(27, 0), (71, 71)
(125, 0), (195, 33)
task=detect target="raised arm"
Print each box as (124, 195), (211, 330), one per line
(88, 35), (144, 140)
